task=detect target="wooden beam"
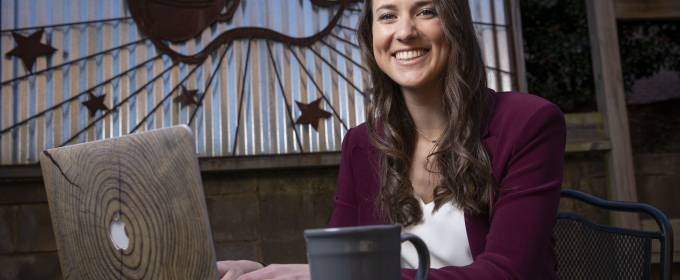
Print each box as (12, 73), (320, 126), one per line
(564, 112), (612, 153)
(507, 0), (528, 93)
(616, 0), (680, 20)
(199, 153), (341, 171)
(0, 164), (43, 179)
(585, 0), (640, 229)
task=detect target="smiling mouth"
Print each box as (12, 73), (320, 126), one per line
(395, 49), (429, 61)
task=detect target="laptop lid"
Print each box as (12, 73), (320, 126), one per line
(40, 125), (218, 279)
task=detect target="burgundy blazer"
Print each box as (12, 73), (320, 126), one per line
(328, 90), (566, 279)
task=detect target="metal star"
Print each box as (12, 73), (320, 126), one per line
(5, 29), (57, 73)
(82, 92), (109, 117)
(295, 98), (332, 131)
(174, 85), (199, 108)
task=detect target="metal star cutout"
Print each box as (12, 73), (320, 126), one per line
(295, 98), (332, 131)
(5, 29), (57, 73)
(82, 92), (110, 117)
(174, 85), (199, 108)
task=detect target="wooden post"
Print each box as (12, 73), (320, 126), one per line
(585, 0), (640, 229)
(615, 0), (680, 20)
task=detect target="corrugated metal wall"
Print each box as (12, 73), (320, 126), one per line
(0, 0), (514, 165)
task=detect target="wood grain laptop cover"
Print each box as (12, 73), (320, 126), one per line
(39, 125), (218, 279)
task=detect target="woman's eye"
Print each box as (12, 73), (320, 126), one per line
(419, 8), (437, 17)
(377, 13), (396, 21)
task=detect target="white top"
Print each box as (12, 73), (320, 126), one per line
(400, 195), (473, 269)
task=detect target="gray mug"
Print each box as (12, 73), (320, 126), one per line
(304, 225), (430, 280)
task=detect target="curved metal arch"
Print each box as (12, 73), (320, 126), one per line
(128, 0), (363, 64)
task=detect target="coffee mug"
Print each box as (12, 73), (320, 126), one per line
(304, 224), (430, 280)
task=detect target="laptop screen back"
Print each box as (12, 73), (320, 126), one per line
(40, 125), (218, 279)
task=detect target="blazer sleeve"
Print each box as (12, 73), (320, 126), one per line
(402, 103), (566, 279)
(328, 127), (360, 227)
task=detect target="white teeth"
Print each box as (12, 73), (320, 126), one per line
(396, 50), (426, 61)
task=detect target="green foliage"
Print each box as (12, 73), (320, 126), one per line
(521, 0), (596, 113)
(618, 20), (680, 95)
(521, 0), (680, 112)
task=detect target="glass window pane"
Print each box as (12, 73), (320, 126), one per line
(488, 69), (498, 91)
(494, 0), (507, 25)
(496, 27), (511, 72)
(482, 27), (497, 69)
(502, 73), (513, 92)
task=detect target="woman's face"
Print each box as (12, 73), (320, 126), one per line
(371, 0), (449, 93)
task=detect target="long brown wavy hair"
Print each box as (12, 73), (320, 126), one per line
(357, 0), (496, 226)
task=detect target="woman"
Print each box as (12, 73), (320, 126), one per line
(218, 0), (566, 278)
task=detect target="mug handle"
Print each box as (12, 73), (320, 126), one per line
(401, 234), (430, 280)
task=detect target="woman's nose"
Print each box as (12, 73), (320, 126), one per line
(394, 19), (418, 42)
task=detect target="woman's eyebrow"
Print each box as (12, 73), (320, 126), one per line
(375, 4), (397, 13)
(375, 1), (434, 13)
(413, 1), (434, 9)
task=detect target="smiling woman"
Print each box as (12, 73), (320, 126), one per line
(217, 0), (566, 279)
(370, 0), (451, 93)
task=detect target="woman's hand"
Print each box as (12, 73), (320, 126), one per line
(234, 264), (311, 280)
(217, 260), (264, 280)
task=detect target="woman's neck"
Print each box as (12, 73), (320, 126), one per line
(401, 86), (448, 137)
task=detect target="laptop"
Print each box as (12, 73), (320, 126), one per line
(40, 125), (219, 279)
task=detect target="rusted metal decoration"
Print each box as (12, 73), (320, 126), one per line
(295, 98), (332, 131)
(5, 29), (57, 73)
(174, 85), (200, 108)
(82, 92), (110, 117)
(127, 0), (363, 64)
(127, 0), (364, 132)
(129, 0), (234, 42)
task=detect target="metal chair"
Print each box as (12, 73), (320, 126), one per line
(554, 189), (674, 279)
